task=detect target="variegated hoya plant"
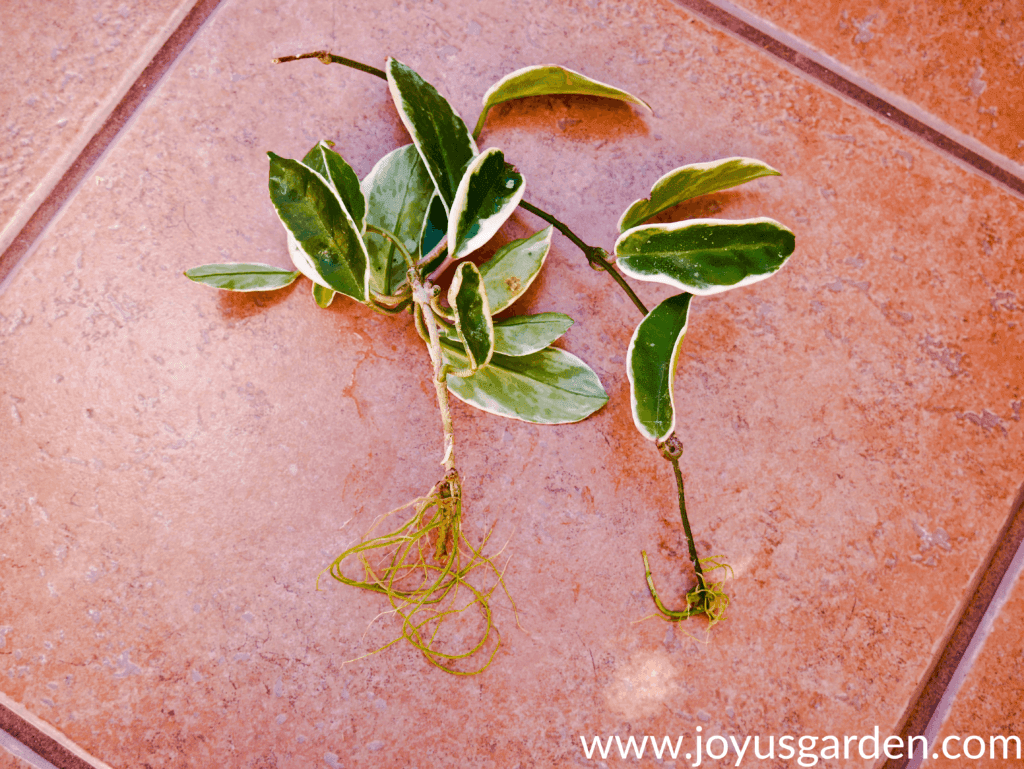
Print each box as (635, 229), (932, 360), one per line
(186, 52), (795, 674)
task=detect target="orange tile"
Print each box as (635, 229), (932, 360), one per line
(928, 564), (1024, 768)
(721, 0), (1024, 164)
(0, 0), (194, 255)
(1, 0), (1023, 766)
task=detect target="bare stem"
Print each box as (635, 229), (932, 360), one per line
(367, 224), (456, 472)
(518, 200), (649, 316)
(660, 435), (706, 590)
(273, 51), (386, 80)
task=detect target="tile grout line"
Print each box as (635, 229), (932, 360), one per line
(667, 0), (1024, 202)
(0, 0), (227, 296)
(0, 2), (194, 262)
(0, 693), (112, 769)
(885, 482), (1024, 769)
(0, 0), (226, 766)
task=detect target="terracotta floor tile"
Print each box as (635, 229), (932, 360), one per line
(1, 0), (1023, 766)
(0, 0), (195, 255)
(721, 0), (1024, 165)
(927, 565), (1024, 768)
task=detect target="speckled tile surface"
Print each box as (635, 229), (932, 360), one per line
(0, 0), (194, 255)
(1, 0), (1023, 767)
(720, 0), (1024, 164)
(928, 567), (1024, 767)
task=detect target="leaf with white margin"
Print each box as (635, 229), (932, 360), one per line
(448, 262), (494, 370)
(473, 64), (652, 138)
(440, 342), (607, 424)
(184, 263), (300, 291)
(386, 57), (477, 212)
(477, 227), (552, 313)
(448, 149), (524, 260)
(269, 152), (369, 302)
(312, 282), (335, 308)
(615, 218), (795, 296)
(361, 144), (434, 295)
(302, 141), (366, 233)
(618, 157), (781, 232)
(420, 194), (447, 258)
(626, 292), (692, 442)
(440, 312), (573, 357)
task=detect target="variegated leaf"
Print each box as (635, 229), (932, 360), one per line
(473, 64), (651, 138)
(312, 282), (335, 308)
(386, 57), (477, 213)
(268, 153), (368, 302)
(441, 342), (607, 424)
(615, 218), (795, 296)
(626, 293), (692, 441)
(477, 227), (552, 313)
(361, 144), (434, 295)
(618, 157), (781, 232)
(448, 262), (494, 370)
(448, 149), (524, 260)
(302, 141), (366, 233)
(184, 263), (300, 292)
(440, 312), (573, 357)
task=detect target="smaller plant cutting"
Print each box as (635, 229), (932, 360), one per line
(186, 51), (795, 672)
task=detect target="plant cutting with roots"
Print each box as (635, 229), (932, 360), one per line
(186, 50), (795, 672)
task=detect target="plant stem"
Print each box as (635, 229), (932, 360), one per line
(660, 436), (706, 590)
(367, 224), (456, 472)
(518, 200), (648, 316)
(274, 51), (386, 80)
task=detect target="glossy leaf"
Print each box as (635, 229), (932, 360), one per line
(492, 313), (573, 356)
(420, 195), (447, 258)
(448, 262), (494, 370)
(269, 153), (368, 302)
(440, 312), (573, 357)
(184, 263), (300, 292)
(626, 293), (692, 442)
(477, 227), (552, 313)
(448, 149), (524, 259)
(387, 57), (477, 212)
(618, 157), (781, 232)
(473, 64), (651, 137)
(302, 141), (366, 233)
(615, 217), (795, 296)
(312, 282), (335, 308)
(441, 343), (607, 424)
(361, 144), (434, 295)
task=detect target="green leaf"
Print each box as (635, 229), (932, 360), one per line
(302, 141), (366, 233)
(269, 152), (368, 302)
(441, 342), (607, 424)
(626, 293), (692, 442)
(312, 282), (335, 308)
(184, 263), (300, 292)
(420, 194), (447, 258)
(615, 217), (795, 296)
(361, 144), (434, 295)
(448, 262), (494, 370)
(618, 157), (781, 232)
(386, 57), (477, 212)
(448, 149), (524, 259)
(493, 313), (573, 356)
(477, 227), (552, 313)
(473, 64), (651, 138)
(440, 312), (573, 357)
